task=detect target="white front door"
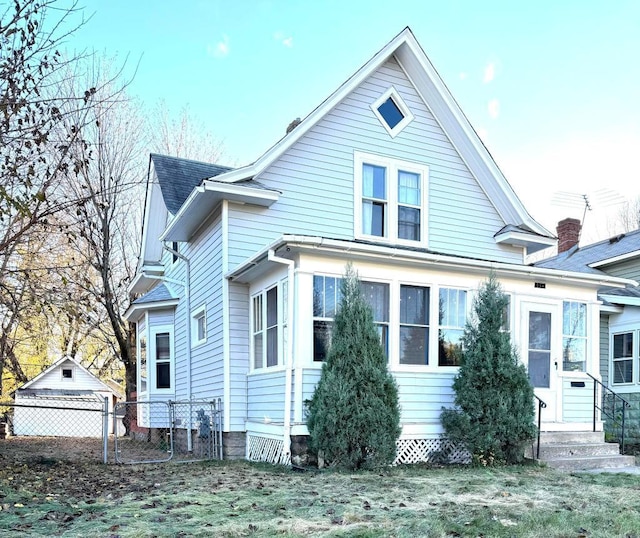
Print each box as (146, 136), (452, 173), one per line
(521, 302), (561, 422)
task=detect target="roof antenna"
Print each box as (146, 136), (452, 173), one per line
(579, 194), (592, 242)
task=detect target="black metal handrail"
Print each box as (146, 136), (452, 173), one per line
(586, 373), (630, 453)
(534, 395), (547, 459)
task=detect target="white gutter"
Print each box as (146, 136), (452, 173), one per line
(268, 248), (295, 463)
(162, 243), (194, 453)
(228, 235), (637, 289)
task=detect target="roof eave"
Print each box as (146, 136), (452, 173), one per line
(128, 264), (165, 295)
(599, 294), (640, 307)
(494, 230), (557, 254)
(160, 183), (280, 242)
(124, 298), (180, 322)
(589, 249), (640, 269)
(227, 235), (634, 288)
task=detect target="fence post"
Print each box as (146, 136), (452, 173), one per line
(103, 396), (109, 464)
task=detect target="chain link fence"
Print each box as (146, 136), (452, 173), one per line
(1, 396), (223, 465)
(115, 399), (223, 464)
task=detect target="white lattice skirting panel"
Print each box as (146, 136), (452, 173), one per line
(394, 438), (470, 465)
(247, 434), (291, 465)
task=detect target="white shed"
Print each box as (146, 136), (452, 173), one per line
(13, 356), (124, 437)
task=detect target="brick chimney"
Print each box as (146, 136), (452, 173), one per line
(556, 218), (581, 253)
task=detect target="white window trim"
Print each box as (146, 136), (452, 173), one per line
(61, 367), (74, 381)
(370, 86), (414, 137)
(354, 151), (428, 247)
(149, 324), (174, 393)
(250, 279), (288, 372)
(191, 304), (207, 347)
(137, 316), (148, 397)
(611, 330), (635, 386)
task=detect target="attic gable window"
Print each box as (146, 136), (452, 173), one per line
(61, 367), (73, 380)
(371, 87), (414, 137)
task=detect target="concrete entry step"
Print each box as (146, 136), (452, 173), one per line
(544, 454), (636, 471)
(537, 442), (621, 459)
(530, 430), (635, 471)
(538, 430), (604, 444)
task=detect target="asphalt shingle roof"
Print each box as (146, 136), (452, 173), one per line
(133, 283), (177, 305)
(534, 229), (640, 275)
(151, 153), (234, 214)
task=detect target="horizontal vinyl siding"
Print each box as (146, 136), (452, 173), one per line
(229, 281), (250, 430)
(165, 212), (224, 403)
(29, 364), (107, 392)
(301, 369), (455, 427)
(563, 378), (593, 423)
(227, 56), (519, 271)
(604, 258), (640, 282)
(247, 370), (286, 423)
(600, 314), (610, 385)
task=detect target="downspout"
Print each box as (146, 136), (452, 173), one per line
(162, 243), (193, 452)
(268, 248), (295, 463)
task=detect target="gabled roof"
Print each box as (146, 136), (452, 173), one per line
(17, 356), (121, 396)
(534, 229), (640, 275)
(151, 153), (234, 215)
(166, 26), (554, 248)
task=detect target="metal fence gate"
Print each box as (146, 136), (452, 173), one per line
(114, 399), (223, 464)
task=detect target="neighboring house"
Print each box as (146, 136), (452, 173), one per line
(536, 218), (640, 440)
(13, 356), (124, 437)
(126, 27), (635, 465)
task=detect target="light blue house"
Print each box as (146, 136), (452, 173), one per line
(126, 28), (635, 464)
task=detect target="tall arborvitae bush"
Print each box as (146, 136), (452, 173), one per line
(306, 265), (401, 469)
(441, 273), (536, 465)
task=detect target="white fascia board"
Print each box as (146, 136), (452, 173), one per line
(124, 298), (180, 322)
(589, 250), (640, 269)
(494, 229), (557, 254)
(394, 38), (552, 239)
(600, 303), (624, 314)
(227, 234), (635, 289)
(160, 183), (279, 242)
(128, 265), (165, 295)
(599, 295), (640, 307)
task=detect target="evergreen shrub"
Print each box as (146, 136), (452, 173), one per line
(441, 273), (536, 465)
(306, 265), (401, 469)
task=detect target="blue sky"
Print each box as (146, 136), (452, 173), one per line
(70, 0), (640, 243)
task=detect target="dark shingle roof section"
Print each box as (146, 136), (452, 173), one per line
(133, 283), (177, 305)
(534, 229), (640, 275)
(151, 154), (234, 214)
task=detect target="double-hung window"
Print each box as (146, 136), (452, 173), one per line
(252, 281), (287, 370)
(562, 301), (587, 372)
(439, 288), (467, 366)
(148, 326), (173, 391)
(355, 152), (428, 246)
(613, 332), (633, 384)
(399, 285), (430, 365)
(360, 281), (390, 355)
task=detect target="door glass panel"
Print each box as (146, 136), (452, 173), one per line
(529, 311), (551, 388)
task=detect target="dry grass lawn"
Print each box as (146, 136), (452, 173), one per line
(1, 436), (640, 537)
